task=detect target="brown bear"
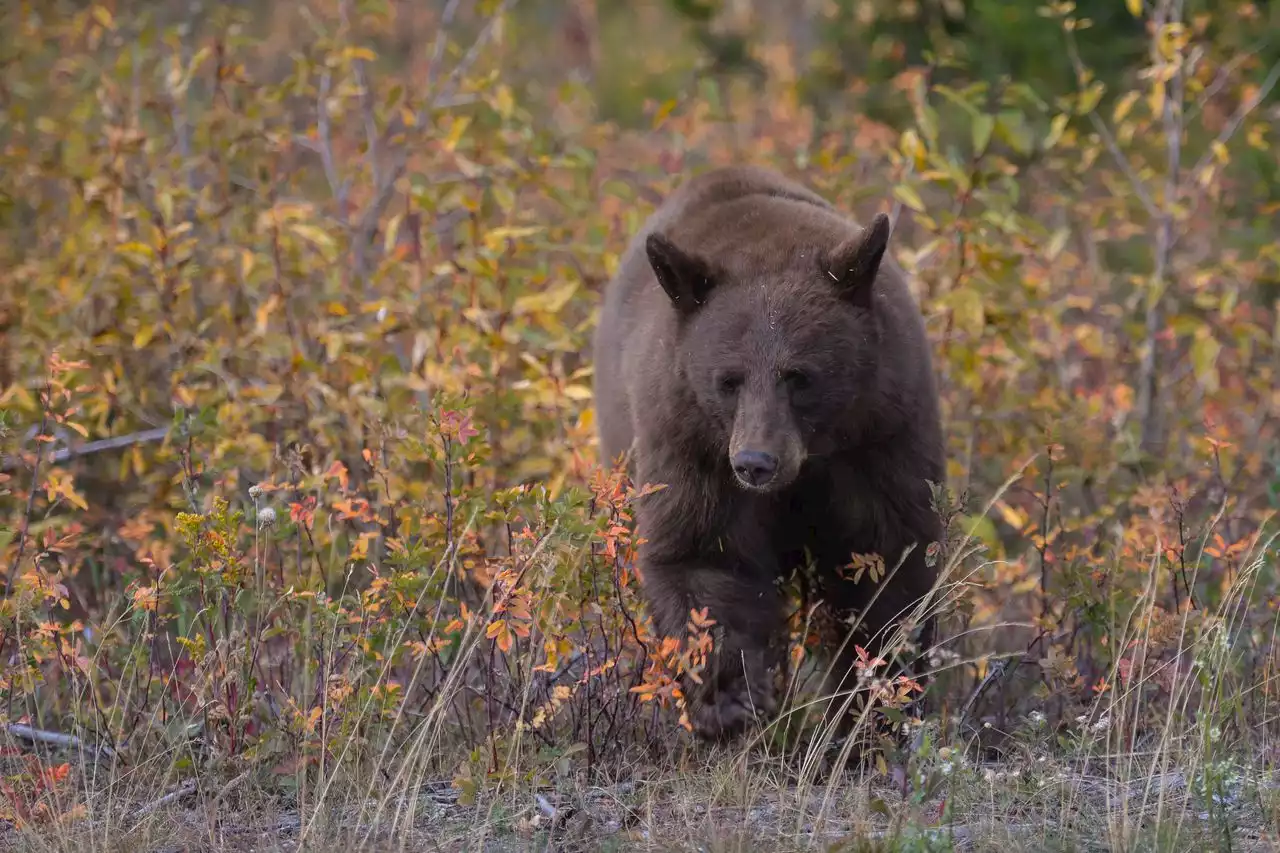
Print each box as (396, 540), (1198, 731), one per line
(591, 165), (946, 741)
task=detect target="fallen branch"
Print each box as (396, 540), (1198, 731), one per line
(5, 723), (116, 759)
(130, 778), (198, 820)
(1, 426), (170, 473)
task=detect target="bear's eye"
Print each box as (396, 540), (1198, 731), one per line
(716, 374), (743, 396)
(782, 369), (811, 392)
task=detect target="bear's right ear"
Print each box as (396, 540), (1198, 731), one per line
(646, 232), (715, 311)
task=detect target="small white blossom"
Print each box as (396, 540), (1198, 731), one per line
(249, 484), (264, 499)
(257, 506), (277, 528)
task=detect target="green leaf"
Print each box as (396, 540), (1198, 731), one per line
(1190, 333), (1221, 392)
(995, 111), (1035, 157)
(971, 114), (995, 154)
(957, 513), (1002, 557)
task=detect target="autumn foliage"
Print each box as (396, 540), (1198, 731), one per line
(2, 0), (1280, 843)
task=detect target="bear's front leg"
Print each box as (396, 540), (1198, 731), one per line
(642, 560), (785, 741)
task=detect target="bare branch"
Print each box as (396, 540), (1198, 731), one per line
(342, 0), (381, 191)
(315, 70), (346, 209)
(431, 0), (520, 111)
(1136, 0), (1185, 457)
(1063, 27), (1160, 219)
(352, 156), (407, 284)
(426, 0), (466, 88)
(1185, 47), (1260, 123)
(1188, 59), (1280, 192)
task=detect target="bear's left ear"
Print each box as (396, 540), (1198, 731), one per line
(646, 232), (716, 312)
(826, 212), (891, 310)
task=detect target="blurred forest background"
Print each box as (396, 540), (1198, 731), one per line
(3, 0), (1280, 849)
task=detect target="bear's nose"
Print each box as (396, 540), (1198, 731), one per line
(731, 450), (778, 487)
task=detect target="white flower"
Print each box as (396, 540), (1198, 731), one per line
(257, 506), (277, 528)
(249, 484), (264, 499)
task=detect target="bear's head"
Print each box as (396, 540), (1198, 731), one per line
(645, 212), (892, 493)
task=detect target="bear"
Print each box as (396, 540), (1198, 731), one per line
(591, 164), (946, 742)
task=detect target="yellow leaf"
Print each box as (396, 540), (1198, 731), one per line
(948, 286), (985, 337)
(45, 470), (88, 511)
(492, 85), (515, 119)
(561, 384), (593, 401)
(1077, 82), (1105, 115)
(1126, 0), (1142, 16)
(891, 184), (926, 214)
(513, 280), (577, 315)
(92, 5), (115, 29)
(1046, 228), (1070, 261)
(289, 223), (338, 261)
(898, 129), (926, 168)
(256, 294), (282, 335)
(344, 46), (377, 62)
(482, 225), (542, 252)
(1043, 114), (1069, 150)
(133, 324), (156, 349)
(993, 500), (1027, 531)
(652, 99), (679, 130)
(1148, 80), (1166, 118)
(444, 116), (471, 152)
(1011, 575), (1041, 594)
(1111, 91), (1140, 125)
(116, 242), (155, 259)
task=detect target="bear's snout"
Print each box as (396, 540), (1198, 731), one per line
(731, 450), (778, 488)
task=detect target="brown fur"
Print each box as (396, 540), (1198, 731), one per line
(592, 165), (946, 741)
